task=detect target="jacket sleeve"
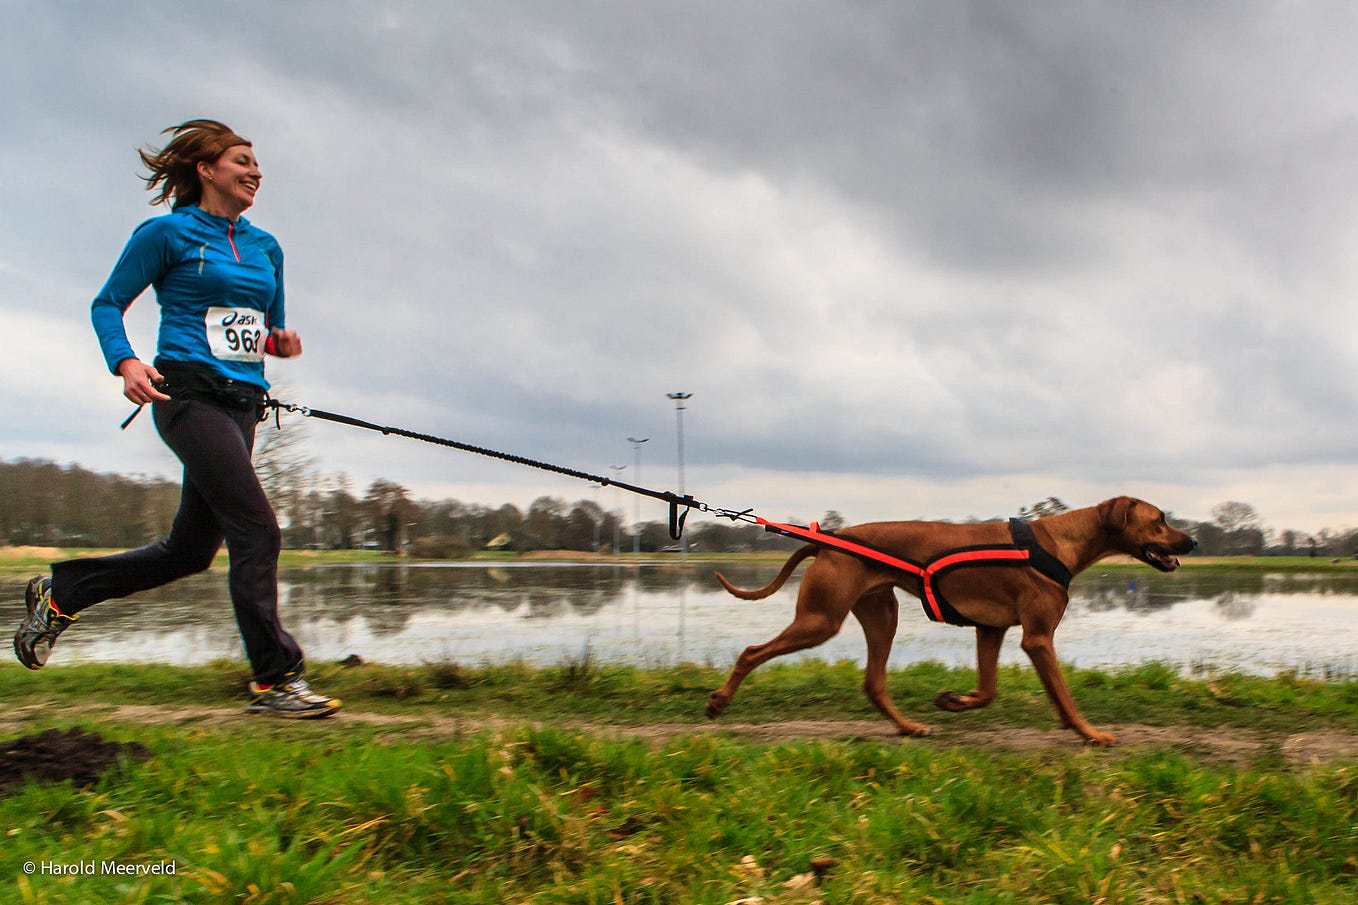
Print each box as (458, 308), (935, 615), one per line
(263, 241), (286, 355)
(90, 219), (169, 374)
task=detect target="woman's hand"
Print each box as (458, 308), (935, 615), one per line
(117, 358), (171, 404)
(270, 327), (303, 358)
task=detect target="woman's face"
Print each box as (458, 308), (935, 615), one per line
(198, 144), (260, 217)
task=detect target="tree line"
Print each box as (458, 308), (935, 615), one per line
(3, 458), (1352, 558)
(0, 456), (802, 556)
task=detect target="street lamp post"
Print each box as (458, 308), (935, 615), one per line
(627, 436), (649, 555)
(666, 392), (692, 560)
(591, 483), (603, 553)
(610, 464), (626, 557)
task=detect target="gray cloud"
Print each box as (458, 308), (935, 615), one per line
(5, 1), (1358, 532)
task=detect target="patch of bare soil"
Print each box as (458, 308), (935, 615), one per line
(4, 704), (1356, 771)
(0, 727), (152, 794)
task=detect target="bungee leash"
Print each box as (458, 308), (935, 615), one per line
(131, 395), (1073, 610)
(263, 398), (759, 540)
(126, 396), (1071, 611)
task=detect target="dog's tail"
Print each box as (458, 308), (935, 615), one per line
(714, 545), (818, 600)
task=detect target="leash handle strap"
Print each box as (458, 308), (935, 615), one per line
(120, 405), (145, 430)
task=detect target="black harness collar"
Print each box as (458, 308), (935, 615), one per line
(1007, 518), (1074, 589)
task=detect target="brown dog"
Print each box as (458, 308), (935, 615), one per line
(707, 497), (1196, 746)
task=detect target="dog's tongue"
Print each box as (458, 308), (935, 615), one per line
(1148, 548), (1181, 570)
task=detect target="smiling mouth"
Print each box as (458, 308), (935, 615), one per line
(1142, 545), (1181, 572)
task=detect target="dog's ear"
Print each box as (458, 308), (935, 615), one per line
(1098, 497), (1134, 533)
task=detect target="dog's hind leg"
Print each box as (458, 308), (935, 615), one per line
(934, 624), (1007, 713)
(704, 614), (843, 720)
(706, 566), (853, 720)
(852, 588), (932, 737)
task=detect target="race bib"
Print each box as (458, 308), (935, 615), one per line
(205, 307), (267, 362)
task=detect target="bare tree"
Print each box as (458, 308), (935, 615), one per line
(1019, 497), (1070, 520)
(1212, 501), (1260, 533)
(1212, 501), (1265, 554)
(363, 479), (415, 552)
(253, 384), (316, 508)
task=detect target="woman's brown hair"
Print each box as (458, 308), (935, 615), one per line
(139, 119), (252, 209)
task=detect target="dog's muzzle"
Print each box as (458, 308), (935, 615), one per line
(1141, 536), (1197, 572)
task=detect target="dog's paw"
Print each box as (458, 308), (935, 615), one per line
(933, 690), (965, 711)
(1084, 731), (1117, 748)
(935, 690), (990, 712)
(897, 723), (932, 738)
(704, 694), (728, 720)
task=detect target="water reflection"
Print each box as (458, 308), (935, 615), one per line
(3, 563), (1356, 677)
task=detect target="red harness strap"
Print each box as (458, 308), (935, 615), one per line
(756, 517), (1055, 626)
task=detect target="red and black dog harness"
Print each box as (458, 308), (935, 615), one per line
(758, 517), (1074, 627)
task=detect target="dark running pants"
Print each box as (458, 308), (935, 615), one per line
(50, 397), (303, 685)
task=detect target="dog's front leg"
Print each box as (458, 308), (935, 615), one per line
(1019, 628), (1116, 747)
(934, 624), (1007, 713)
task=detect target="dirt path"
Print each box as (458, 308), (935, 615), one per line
(4, 703), (1357, 770)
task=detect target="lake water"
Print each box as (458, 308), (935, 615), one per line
(4, 562), (1358, 678)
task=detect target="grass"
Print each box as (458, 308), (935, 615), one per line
(2, 710), (1356, 903)
(2, 661), (1357, 902)
(5, 658), (1358, 735)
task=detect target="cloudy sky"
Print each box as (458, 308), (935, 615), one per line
(6, 1), (1358, 536)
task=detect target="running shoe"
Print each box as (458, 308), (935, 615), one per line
(245, 675), (342, 719)
(13, 576), (77, 670)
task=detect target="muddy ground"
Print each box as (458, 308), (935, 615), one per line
(0, 726), (152, 792)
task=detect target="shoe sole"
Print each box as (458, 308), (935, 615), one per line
(244, 703), (342, 719)
(14, 640), (47, 670)
(15, 577), (52, 670)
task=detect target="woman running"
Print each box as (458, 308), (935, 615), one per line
(13, 119), (339, 719)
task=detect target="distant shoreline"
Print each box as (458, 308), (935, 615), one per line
(5, 545), (1358, 577)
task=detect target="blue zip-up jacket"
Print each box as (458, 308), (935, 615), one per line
(91, 205), (285, 390)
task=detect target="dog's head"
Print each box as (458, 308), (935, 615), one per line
(1097, 497), (1197, 572)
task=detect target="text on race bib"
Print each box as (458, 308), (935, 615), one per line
(205, 307), (267, 362)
